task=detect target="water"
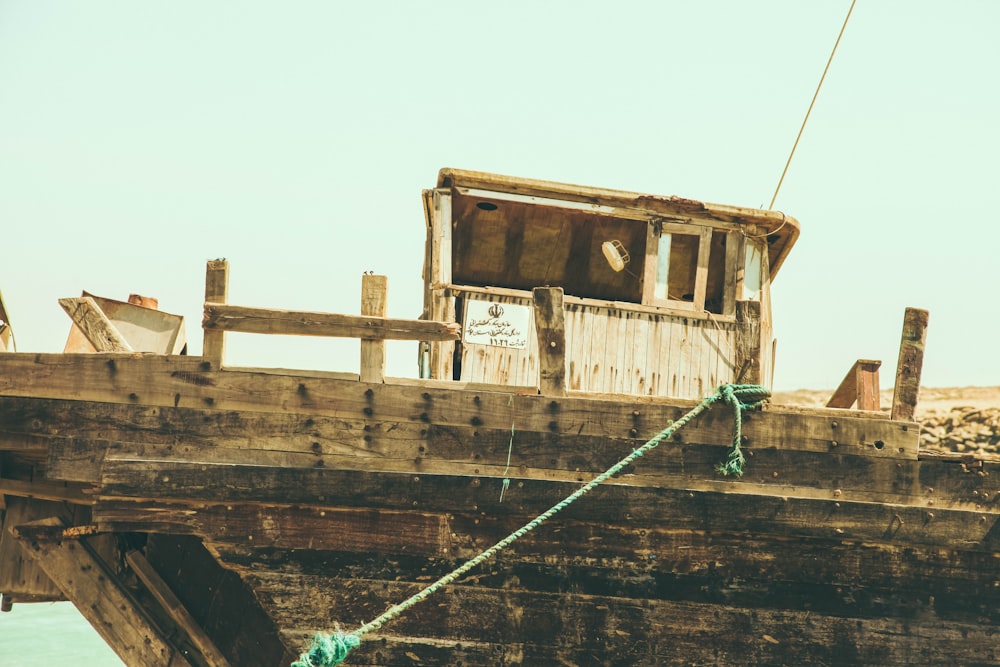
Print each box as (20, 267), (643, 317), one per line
(0, 602), (124, 666)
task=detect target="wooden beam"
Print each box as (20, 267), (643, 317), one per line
(58, 297), (133, 352)
(734, 300), (762, 384)
(0, 477), (95, 505)
(532, 287), (566, 396)
(14, 527), (192, 667)
(203, 302), (461, 341)
(359, 274), (388, 383)
(827, 359), (882, 411)
(202, 260), (229, 368)
(891, 307), (929, 421)
(125, 550), (234, 667)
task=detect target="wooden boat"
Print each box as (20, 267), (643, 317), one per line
(1, 169), (996, 666)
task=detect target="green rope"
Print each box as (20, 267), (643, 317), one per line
(292, 383), (769, 667)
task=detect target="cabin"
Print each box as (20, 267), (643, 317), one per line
(420, 169), (798, 397)
(1, 170), (998, 667)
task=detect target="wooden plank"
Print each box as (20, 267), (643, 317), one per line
(94, 502), (452, 557)
(202, 259), (229, 367)
(125, 550), (234, 667)
(14, 529), (192, 667)
(891, 307), (929, 421)
(144, 534), (298, 667)
(828, 359), (882, 410)
(640, 220), (659, 305)
(203, 302), (461, 341)
(58, 297), (133, 352)
(723, 230), (739, 317)
(93, 465), (996, 550)
(360, 274), (388, 383)
(531, 287), (565, 396)
(692, 225), (713, 310)
(0, 477), (95, 504)
(0, 355), (919, 458)
(248, 570), (1000, 667)
(735, 300), (762, 384)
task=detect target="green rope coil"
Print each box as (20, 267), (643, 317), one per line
(292, 383), (769, 666)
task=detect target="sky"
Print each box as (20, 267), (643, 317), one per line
(1, 0), (998, 395)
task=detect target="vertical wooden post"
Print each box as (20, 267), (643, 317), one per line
(734, 300), (762, 384)
(532, 287), (566, 396)
(891, 307), (929, 421)
(203, 260), (229, 368)
(827, 359), (881, 410)
(360, 274), (388, 383)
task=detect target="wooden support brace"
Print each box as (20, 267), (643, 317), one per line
(126, 551), (234, 667)
(891, 307), (929, 421)
(202, 259), (229, 368)
(58, 297), (133, 352)
(532, 287), (567, 396)
(360, 274), (388, 383)
(14, 527), (193, 667)
(827, 359), (882, 411)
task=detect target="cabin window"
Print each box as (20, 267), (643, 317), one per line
(743, 240), (763, 300)
(652, 224), (728, 314)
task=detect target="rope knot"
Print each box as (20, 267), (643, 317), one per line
(292, 632), (361, 667)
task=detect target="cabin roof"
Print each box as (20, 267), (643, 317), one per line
(437, 168), (800, 280)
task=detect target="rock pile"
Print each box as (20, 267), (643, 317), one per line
(920, 407), (1000, 457)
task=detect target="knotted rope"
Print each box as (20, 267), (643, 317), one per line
(292, 383), (769, 667)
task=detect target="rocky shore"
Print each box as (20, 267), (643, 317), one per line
(773, 386), (1000, 459)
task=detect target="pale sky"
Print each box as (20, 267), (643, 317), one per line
(2, 1), (998, 392)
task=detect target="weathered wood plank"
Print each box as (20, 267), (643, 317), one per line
(95, 502), (452, 556)
(360, 274), (388, 383)
(248, 571), (1000, 667)
(0, 357), (920, 459)
(203, 302), (461, 341)
(202, 259), (229, 367)
(531, 287), (566, 396)
(58, 297), (133, 352)
(14, 528), (192, 667)
(828, 359), (882, 411)
(735, 300), (761, 384)
(93, 465), (1000, 551)
(0, 476), (95, 504)
(892, 307), (929, 421)
(125, 550), (234, 667)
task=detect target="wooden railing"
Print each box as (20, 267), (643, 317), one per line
(200, 260), (460, 382)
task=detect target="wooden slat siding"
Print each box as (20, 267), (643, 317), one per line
(531, 287), (566, 396)
(828, 359), (883, 410)
(125, 551), (234, 667)
(0, 356), (918, 457)
(58, 297), (134, 352)
(202, 260), (228, 368)
(460, 293), (538, 387)
(13, 529), (192, 667)
(892, 307), (929, 421)
(203, 302), (461, 341)
(631, 311), (649, 394)
(562, 304), (584, 391)
(359, 274), (388, 383)
(244, 571), (1000, 667)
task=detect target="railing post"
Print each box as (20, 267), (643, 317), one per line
(891, 307), (929, 421)
(827, 359), (881, 411)
(360, 274), (388, 383)
(532, 287), (566, 396)
(203, 260), (229, 368)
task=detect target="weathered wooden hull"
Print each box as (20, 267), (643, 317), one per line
(2, 353), (999, 666)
